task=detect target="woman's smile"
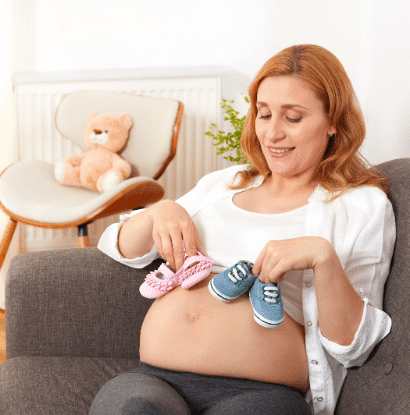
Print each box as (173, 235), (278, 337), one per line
(268, 146), (296, 156)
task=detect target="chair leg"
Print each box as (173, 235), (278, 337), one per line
(0, 218), (17, 270)
(77, 223), (90, 248)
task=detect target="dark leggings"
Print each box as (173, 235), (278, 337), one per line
(89, 362), (312, 415)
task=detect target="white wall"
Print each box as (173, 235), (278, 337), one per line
(2, 0), (410, 306)
(12, 0), (410, 164)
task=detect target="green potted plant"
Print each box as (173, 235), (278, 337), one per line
(205, 97), (250, 164)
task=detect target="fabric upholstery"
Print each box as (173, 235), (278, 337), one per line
(55, 91), (181, 179)
(0, 357), (138, 415)
(5, 247), (158, 359)
(1, 158), (410, 414)
(0, 160), (161, 223)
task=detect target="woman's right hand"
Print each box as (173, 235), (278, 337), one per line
(146, 199), (203, 271)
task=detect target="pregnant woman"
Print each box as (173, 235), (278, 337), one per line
(90, 44), (395, 415)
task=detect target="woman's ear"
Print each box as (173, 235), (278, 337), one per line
(328, 127), (336, 137)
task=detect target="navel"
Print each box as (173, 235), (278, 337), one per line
(187, 311), (201, 323)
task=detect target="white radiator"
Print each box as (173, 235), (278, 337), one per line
(13, 68), (225, 252)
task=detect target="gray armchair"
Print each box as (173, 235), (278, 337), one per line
(1, 158), (410, 414)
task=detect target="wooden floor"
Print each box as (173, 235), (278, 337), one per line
(0, 309), (5, 365)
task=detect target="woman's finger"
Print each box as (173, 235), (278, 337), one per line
(252, 245), (266, 277)
(170, 228), (186, 271)
(152, 231), (164, 261)
(182, 221), (203, 258)
(253, 243), (284, 283)
(156, 230), (177, 271)
(149, 200), (204, 270)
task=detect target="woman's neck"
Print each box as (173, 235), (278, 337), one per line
(233, 175), (318, 215)
(262, 174), (318, 198)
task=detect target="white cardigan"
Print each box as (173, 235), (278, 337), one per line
(98, 164), (396, 415)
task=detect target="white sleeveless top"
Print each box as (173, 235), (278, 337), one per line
(192, 195), (308, 325)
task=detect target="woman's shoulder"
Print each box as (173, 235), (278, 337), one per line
(176, 164), (252, 209)
(319, 184), (392, 217)
(340, 185), (390, 209)
(311, 185), (395, 254)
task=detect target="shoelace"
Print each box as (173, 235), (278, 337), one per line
(228, 264), (247, 283)
(263, 285), (279, 303)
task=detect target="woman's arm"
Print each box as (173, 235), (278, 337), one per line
(117, 208), (155, 259)
(252, 237), (364, 345)
(309, 239), (364, 346)
(99, 164), (246, 269)
(118, 199), (203, 271)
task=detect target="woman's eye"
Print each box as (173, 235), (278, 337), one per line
(286, 117), (302, 123)
(257, 110), (271, 119)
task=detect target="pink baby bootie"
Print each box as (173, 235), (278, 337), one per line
(139, 252), (214, 298)
(139, 262), (184, 299)
(179, 252), (214, 289)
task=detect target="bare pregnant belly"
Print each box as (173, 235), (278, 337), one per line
(140, 273), (310, 392)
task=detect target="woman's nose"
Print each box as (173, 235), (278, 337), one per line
(265, 117), (285, 141)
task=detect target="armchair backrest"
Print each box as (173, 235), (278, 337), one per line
(55, 91), (184, 180)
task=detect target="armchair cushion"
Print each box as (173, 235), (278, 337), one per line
(1, 247), (160, 414)
(0, 160), (160, 223)
(5, 247), (159, 359)
(1, 357), (137, 415)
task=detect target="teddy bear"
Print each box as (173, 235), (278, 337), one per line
(55, 112), (133, 193)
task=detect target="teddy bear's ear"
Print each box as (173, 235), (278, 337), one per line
(118, 114), (133, 130)
(87, 112), (98, 123)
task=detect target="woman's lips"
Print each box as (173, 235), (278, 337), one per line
(268, 147), (295, 156)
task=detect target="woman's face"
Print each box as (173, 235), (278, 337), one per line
(255, 75), (334, 183)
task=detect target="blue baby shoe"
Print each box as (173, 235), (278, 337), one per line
(208, 260), (257, 302)
(249, 279), (284, 328)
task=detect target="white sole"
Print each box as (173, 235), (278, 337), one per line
(250, 296), (284, 328)
(208, 279), (236, 302)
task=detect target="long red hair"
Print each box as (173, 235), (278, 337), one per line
(233, 44), (388, 199)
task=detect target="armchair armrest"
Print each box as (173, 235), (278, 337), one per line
(6, 247), (158, 360)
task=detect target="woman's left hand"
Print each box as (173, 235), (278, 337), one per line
(252, 237), (334, 283)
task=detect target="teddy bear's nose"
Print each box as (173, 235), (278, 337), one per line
(94, 129), (102, 135)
